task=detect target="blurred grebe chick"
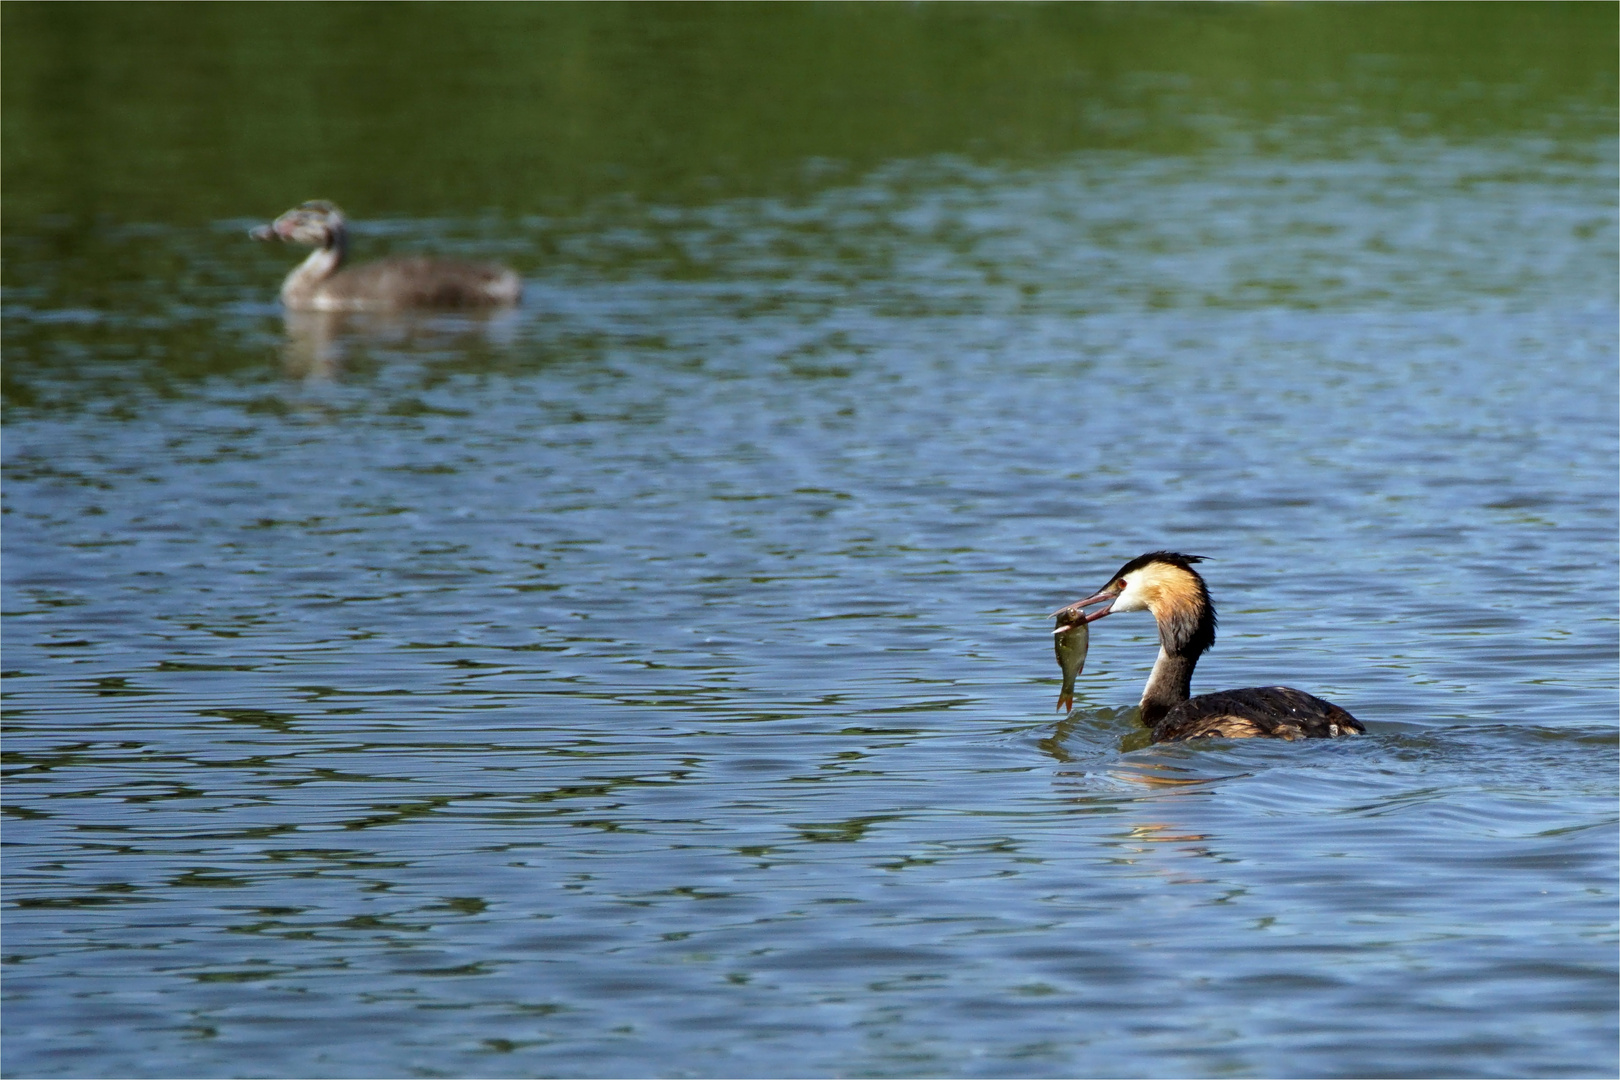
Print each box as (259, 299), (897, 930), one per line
(1054, 552), (1363, 743)
(250, 200), (521, 312)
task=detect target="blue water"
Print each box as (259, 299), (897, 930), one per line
(4, 141), (1617, 1077)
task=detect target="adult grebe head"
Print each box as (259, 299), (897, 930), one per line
(1062, 551), (1217, 658)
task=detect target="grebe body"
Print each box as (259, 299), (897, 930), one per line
(251, 201), (521, 312)
(1054, 552), (1364, 743)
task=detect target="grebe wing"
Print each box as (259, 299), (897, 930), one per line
(1152, 686), (1363, 743)
(327, 257), (521, 309)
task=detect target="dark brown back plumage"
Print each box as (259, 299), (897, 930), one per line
(1153, 685), (1364, 743)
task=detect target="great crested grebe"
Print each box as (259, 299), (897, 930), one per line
(250, 200), (521, 312)
(1054, 552), (1364, 743)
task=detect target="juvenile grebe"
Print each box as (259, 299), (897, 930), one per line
(1054, 552), (1364, 743)
(250, 201), (521, 312)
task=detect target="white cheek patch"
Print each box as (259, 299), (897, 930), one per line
(1111, 577), (1150, 613)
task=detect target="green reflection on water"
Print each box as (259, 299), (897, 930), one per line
(4, 2), (1614, 224)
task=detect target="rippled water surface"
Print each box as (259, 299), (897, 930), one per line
(5, 7), (1618, 1078)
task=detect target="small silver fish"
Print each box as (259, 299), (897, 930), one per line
(1052, 606), (1090, 713)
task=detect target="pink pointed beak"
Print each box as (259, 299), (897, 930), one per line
(249, 213), (302, 243)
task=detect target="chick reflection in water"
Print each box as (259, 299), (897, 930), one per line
(270, 307), (523, 382)
(1053, 551), (1364, 744)
(250, 200), (523, 379)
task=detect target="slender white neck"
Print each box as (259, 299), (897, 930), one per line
(1141, 646), (1173, 705)
(1139, 644), (1197, 726)
(280, 245), (344, 307)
